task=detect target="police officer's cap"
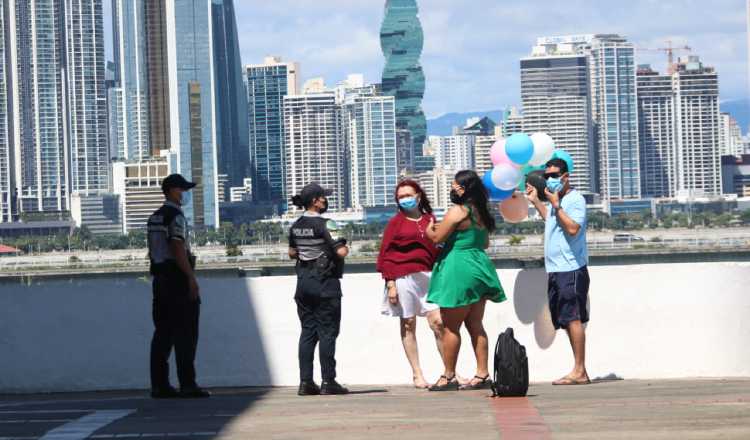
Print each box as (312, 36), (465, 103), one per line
(161, 174), (197, 193)
(293, 183), (333, 207)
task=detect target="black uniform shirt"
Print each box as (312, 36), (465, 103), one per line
(148, 201), (190, 265)
(288, 212), (344, 262)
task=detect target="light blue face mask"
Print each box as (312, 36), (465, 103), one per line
(398, 196), (418, 211)
(180, 191), (192, 207)
(546, 178), (564, 194)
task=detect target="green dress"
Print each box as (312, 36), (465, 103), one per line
(428, 207), (506, 308)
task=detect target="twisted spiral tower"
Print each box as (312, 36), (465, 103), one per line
(380, 0), (433, 172)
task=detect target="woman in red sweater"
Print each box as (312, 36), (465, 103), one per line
(376, 180), (444, 389)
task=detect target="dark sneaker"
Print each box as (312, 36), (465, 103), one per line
(298, 381), (321, 396)
(151, 386), (179, 399)
(179, 386), (211, 398)
(320, 380), (349, 395)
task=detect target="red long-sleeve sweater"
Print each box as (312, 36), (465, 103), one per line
(376, 211), (439, 281)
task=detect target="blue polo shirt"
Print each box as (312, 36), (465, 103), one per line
(544, 189), (588, 273)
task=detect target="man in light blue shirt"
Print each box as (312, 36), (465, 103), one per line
(527, 158), (591, 386)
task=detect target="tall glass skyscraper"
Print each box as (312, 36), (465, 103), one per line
(65, 0), (110, 195)
(167, 0), (219, 228)
(344, 95), (398, 209)
(3, 0), (70, 215)
(0, 0), (11, 222)
(588, 34), (641, 200)
(380, 0), (432, 172)
(247, 57), (299, 207)
(112, 0), (150, 161)
(212, 0), (249, 193)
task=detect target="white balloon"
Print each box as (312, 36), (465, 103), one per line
(491, 164), (522, 191)
(528, 133), (556, 167)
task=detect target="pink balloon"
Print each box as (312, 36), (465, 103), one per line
(490, 138), (520, 168)
(490, 139), (509, 166)
(499, 192), (529, 224)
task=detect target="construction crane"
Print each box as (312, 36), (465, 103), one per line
(636, 40), (692, 73)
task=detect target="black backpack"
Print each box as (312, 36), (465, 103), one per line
(491, 327), (529, 397)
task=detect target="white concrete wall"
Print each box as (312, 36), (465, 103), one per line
(1, 262), (749, 393)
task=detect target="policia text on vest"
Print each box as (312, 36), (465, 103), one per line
(146, 174), (210, 399)
(289, 183), (350, 396)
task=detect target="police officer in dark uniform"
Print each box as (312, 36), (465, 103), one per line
(289, 183), (350, 396)
(147, 174), (209, 399)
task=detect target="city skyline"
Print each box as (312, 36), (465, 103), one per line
(102, 0), (747, 119)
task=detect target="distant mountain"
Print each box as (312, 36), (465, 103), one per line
(427, 110), (503, 136)
(721, 99), (750, 133)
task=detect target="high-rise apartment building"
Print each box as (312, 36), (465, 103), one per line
(501, 107), (524, 137)
(344, 94), (398, 209)
(429, 135), (475, 171)
(673, 56), (721, 196)
(283, 90), (346, 213)
(380, 0), (432, 172)
(212, 0), (249, 190)
(637, 57), (722, 198)
(587, 34), (640, 200)
(112, 160), (170, 233)
(521, 37), (596, 193)
(66, 0), (109, 195)
(247, 56), (299, 207)
(637, 65), (676, 198)
(0, 0), (12, 222)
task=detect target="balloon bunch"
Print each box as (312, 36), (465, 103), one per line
(483, 133), (574, 224)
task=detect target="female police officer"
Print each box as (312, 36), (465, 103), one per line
(288, 183), (350, 396)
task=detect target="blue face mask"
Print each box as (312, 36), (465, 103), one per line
(399, 197), (418, 211)
(546, 178), (563, 194)
(180, 191), (192, 207)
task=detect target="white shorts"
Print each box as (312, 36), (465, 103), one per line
(381, 271), (439, 318)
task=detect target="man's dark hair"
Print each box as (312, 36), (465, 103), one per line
(545, 158), (569, 174)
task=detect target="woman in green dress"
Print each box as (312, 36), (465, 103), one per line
(425, 170), (506, 391)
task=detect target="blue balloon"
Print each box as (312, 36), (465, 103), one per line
(551, 149), (575, 173)
(505, 133), (534, 165)
(483, 170), (513, 201)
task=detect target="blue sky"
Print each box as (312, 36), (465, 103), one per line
(104, 0), (747, 118)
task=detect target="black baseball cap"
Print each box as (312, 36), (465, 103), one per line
(295, 183), (333, 207)
(161, 174), (196, 192)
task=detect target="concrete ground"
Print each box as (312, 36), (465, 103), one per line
(1, 379), (748, 440)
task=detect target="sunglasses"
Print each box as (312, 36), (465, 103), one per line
(544, 172), (563, 180)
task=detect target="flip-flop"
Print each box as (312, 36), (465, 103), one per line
(459, 375), (492, 390)
(553, 377), (591, 386)
(428, 375), (459, 392)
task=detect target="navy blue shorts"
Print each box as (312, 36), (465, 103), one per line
(548, 266), (590, 330)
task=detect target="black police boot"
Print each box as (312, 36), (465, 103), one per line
(298, 381), (321, 396)
(151, 386), (179, 399)
(179, 386), (211, 398)
(320, 380), (349, 395)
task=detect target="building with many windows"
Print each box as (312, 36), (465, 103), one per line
(344, 94), (398, 209)
(247, 56), (299, 208)
(429, 135), (475, 171)
(637, 57), (722, 198)
(521, 38), (596, 193)
(637, 65), (676, 198)
(283, 89), (346, 213)
(719, 113), (744, 157)
(112, 160), (170, 233)
(587, 34), (641, 200)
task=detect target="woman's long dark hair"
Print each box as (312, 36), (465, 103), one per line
(394, 179), (433, 214)
(454, 170), (496, 232)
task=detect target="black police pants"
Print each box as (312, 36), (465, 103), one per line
(150, 274), (200, 390)
(296, 295), (341, 382)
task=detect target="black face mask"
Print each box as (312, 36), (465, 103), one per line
(319, 198), (329, 215)
(450, 190), (465, 205)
